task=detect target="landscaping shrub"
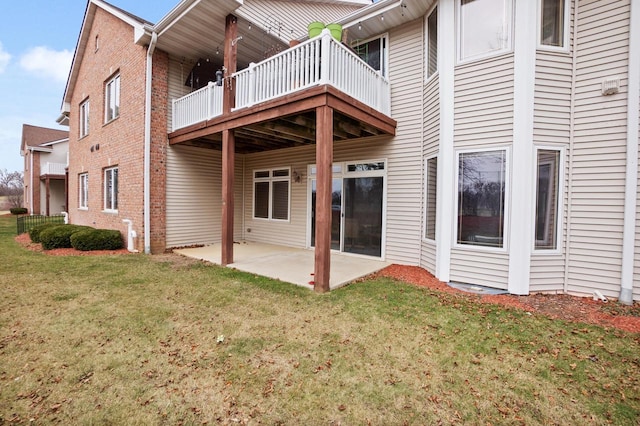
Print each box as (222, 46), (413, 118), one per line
(70, 228), (124, 251)
(10, 207), (28, 215)
(39, 225), (93, 250)
(29, 223), (60, 243)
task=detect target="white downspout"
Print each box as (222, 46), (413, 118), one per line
(619, 0), (639, 305)
(144, 32), (158, 254)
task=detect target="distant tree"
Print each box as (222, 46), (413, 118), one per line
(0, 169), (24, 208)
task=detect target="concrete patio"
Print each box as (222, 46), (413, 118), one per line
(174, 241), (390, 290)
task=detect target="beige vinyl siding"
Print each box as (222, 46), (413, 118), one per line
(383, 18), (424, 265)
(237, 0), (364, 42)
(449, 54), (514, 289)
(165, 145), (244, 248)
(453, 54), (515, 148)
(635, 86), (640, 300)
(421, 75), (439, 273)
(565, 0), (630, 298)
(529, 49), (573, 292)
(167, 56), (195, 132)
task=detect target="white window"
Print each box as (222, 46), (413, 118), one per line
(424, 156), (438, 240)
(539, 0), (568, 48)
(457, 0), (513, 62)
(253, 168), (290, 221)
(104, 167), (118, 211)
(79, 99), (90, 138)
(105, 74), (120, 123)
(534, 148), (561, 250)
(456, 149), (507, 248)
(426, 6), (438, 79)
(79, 173), (88, 209)
(352, 35), (388, 77)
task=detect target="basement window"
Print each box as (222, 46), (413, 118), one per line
(253, 168), (290, 221)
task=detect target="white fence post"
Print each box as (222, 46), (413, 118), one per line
(248, 62), (256, 107)
(319, 29), (331, 85)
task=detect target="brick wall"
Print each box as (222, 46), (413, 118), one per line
(67, 7), (154, 252)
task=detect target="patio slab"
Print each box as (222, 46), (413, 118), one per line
(174, 241), (390, 290)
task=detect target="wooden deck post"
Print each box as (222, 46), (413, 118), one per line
(314, 105), (334, 293)
(221, 14), (238, 266)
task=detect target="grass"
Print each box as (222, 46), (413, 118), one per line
(0, 215), (639, 424)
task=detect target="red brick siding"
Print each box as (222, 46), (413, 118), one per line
(67, 8), (151, 251)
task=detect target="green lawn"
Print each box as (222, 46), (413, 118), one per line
(0, 215), (639, 424)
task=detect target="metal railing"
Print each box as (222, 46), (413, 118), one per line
(17, 214), (65, 235)
(172, 29), (390, 132)
(41, 162), (67, 176)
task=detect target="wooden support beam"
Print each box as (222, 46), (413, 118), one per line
(223, 14), (238, 114)
(221, 129), (235, 265)
(314, 105), (333, 293)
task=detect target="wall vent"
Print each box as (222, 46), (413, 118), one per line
(601, 77), (620, 95)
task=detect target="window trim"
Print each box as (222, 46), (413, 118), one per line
(532, 146), (564, 254)
(79, 173), (88, 210)
(424, 154), (438, 241)
(104, 73), (121, 124)
(456, 0), (514, 64)
(453, 146), (510, 252)
(425, 4), (438, 80)
(252, 167), (291, 222)
(79, 98), (90, 138)
(103, 166), (118, 212)
(537, 0), (570, 52)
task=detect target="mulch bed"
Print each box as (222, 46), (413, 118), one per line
(13, 232), (640, 333)
(373, 264), (640, 334)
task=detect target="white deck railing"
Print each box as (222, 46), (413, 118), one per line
(172, 29), (390, 132)
(41, 162), (66, 176)
(172, 82), (224, 131)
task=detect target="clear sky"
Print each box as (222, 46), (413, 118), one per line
(0, 0), (177, 174)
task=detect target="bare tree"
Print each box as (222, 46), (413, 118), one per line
(0, 169), (24, 208)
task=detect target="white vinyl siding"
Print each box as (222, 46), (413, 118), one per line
(167, 56), (197, 132)
(565, 0), (630, 299)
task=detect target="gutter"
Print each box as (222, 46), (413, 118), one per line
(144, 31), (158, 254)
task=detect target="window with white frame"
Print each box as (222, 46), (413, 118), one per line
(458, 0), (513, 62)
(79, 99), (90, 138)
(253, 168), (290, 221)
(534, 148), (561, 250)
(425, 156), (438, 240)
(79, 173), (88, 209)
(456, 149), (507, 248)
(540, 0), (567, 48)
(105, 74), (120, 123)
(352, 35), (388, 77)
(426, 6), (438, 78)
(104, 167), (118, 211)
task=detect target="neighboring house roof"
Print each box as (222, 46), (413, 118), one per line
(20, 124), (69, 156)
(57, 0), (150, 125)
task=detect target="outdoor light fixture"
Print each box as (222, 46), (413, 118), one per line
(358, 22), (362, 30)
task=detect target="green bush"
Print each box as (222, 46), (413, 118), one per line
(29, 223), (60, 243)
(40, 225), (93, 250)
(10, 207), (28, 215)
(70, 228), (124, 251)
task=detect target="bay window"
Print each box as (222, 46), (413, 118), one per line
(456, 149), (507, 248)
(458, 0), (513, 62)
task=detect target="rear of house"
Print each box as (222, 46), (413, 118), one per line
(58, 0), (640, 302)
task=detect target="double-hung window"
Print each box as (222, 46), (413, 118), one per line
(79, 99), (90, 138)
(540, 0), (568, 48)
(105, 74), (120, 123)
(253, 168), (290, 221)
(534, 148), (561, 250)
(424, 156), (438, 240)
(426, 6), (438, 79)
(79, 173), (88, 209)
(458, 0), (513, 62)
(456, 149), (507, 248)
(104, 167), (118, 211)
